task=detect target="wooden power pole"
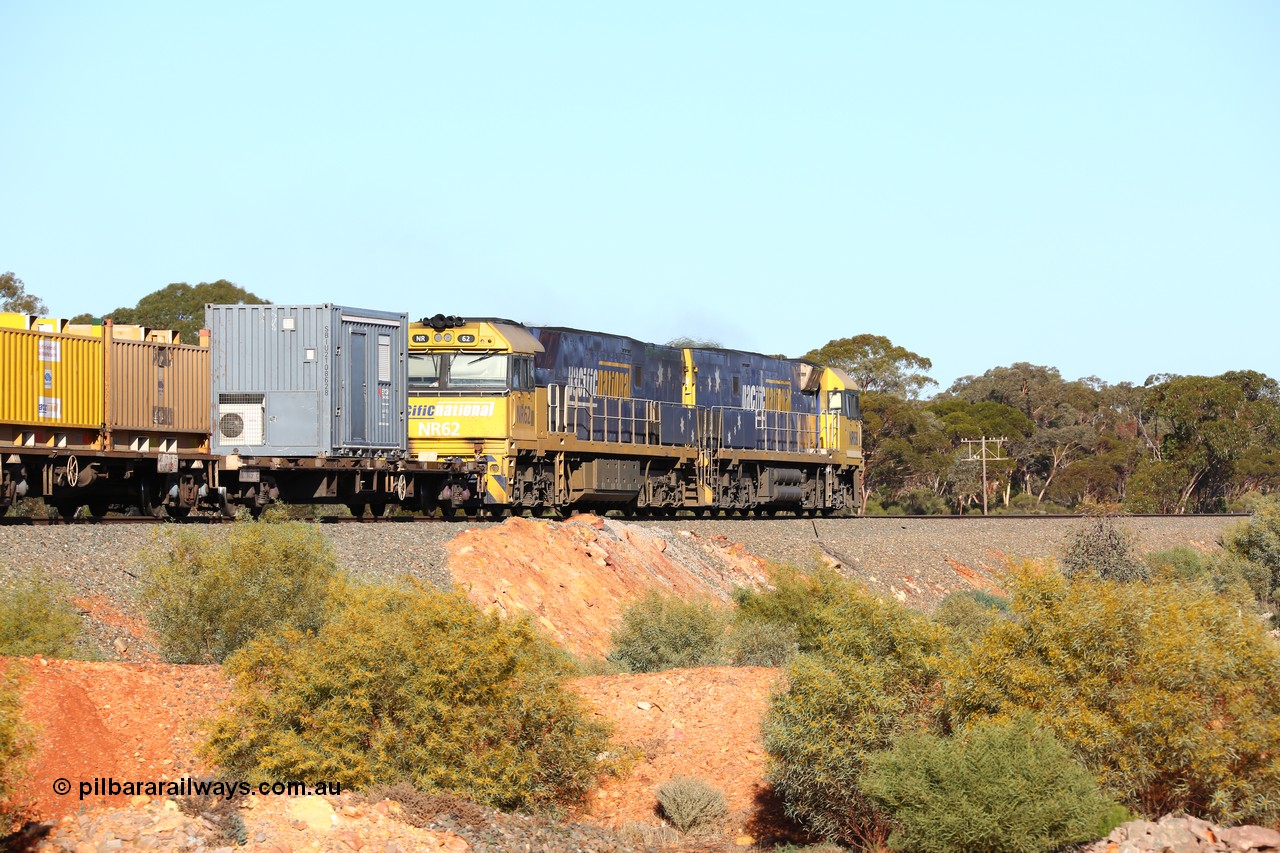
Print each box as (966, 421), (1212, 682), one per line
(961, 436), (1008, 516)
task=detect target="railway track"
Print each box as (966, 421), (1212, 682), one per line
(0, 510), (1251, 526)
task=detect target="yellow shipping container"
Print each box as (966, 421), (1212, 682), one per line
(1, 320), (210, 451)
(0, 326), (104, 433)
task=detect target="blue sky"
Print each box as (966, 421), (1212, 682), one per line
(3, 2), (1277, 394)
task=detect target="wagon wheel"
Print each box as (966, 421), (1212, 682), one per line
(369, 502), (387, 519)
(140, 480), (166, 519)
(165, 506), (191, 520)
(393, 474), (408, 501)
(347, 503), (367, 518)
(65, 456), (80, 488)
(88, 502), (109, 519)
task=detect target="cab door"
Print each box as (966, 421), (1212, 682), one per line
(510, 355), (538, 441)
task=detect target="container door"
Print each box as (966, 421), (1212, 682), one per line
(335, 312), (404, 453)
(347, 331), (368, 444)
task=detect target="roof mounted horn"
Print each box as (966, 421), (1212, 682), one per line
(422, 313), (465, 332)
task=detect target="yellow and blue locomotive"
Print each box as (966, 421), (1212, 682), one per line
(406, 314), (863, 516)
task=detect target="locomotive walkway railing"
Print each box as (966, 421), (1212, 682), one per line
(547, 385), (664, 445)
(547, 385), (852, 456)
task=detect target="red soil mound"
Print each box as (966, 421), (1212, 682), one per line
(8, 657), (226, 820)
(447, 514), (770, 658)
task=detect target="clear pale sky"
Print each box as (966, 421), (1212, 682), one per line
(3, 2), (1277, 394)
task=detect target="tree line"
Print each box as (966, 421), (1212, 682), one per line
(7, 272), (1275, 514)
(804, 335), (1280, 515)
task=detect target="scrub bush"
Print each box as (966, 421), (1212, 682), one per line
(140, 521), (342, 663)
(1062, 516), (1147, 582)
(656, 777), (728, 833)
(1222, 497), (1280, 618)
(1144, 545), (1213, 582)
(945, 561), (1280, 824)
(731, 563), (860, 653)
(724, 619), (799, 667)
(764, 583), (945, 847)
(606, 591), (727, 673)
(863, 716), (1117, 853)
(0, 571), (81, 657)
(202, 581), (610, 811)
(933, 589), (1009, 647)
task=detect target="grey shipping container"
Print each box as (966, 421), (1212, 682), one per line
(207, 304), (408, 457)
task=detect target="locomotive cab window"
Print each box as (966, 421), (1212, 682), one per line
(409, 352), (514, 391)
(512, 356), (535, 391)
(828, 390), (860, 418)
(449, 353), (509, 389)
(408, 353), (443, 390)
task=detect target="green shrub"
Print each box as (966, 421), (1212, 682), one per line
(898, 488), (950, 516)
(1062, 517), (1148, 582)
(933, 589), (1008, 647)
(656, 776), (728, 833)
(863, 716), (1117, 853)
(0, 666), (34, 822)
(1145, 546), (1213, 582)
(606, 591), (727, 673)
(1222, 497), (1280, 618)
(764, 583), (945, 847)
(862, 496), (891, 516)
(139, 521), (342, 663)
(0, 571), (81, 657)
(1228, 491), (1272, 514)
(732, 563), (861, 653)
(724, 620), (799, 667)
(202, 581), (610, 811)
(944, 562), (1280, 824)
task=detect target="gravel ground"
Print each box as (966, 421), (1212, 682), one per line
(634, 514), (1242, 596)
(0, 514), (1245, 660)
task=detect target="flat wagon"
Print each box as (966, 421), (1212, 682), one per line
(0, 313), (221, 518)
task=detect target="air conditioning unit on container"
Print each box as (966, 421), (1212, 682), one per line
(217, 395), (265, 445)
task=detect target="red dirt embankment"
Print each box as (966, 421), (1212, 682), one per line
(447, 514), (771, 658)
(11, 657), (227, 818)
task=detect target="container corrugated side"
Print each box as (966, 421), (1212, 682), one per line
(107, 339), (210, 435)
(0, 326), (104, 429)
(207, 304), (328, 395)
